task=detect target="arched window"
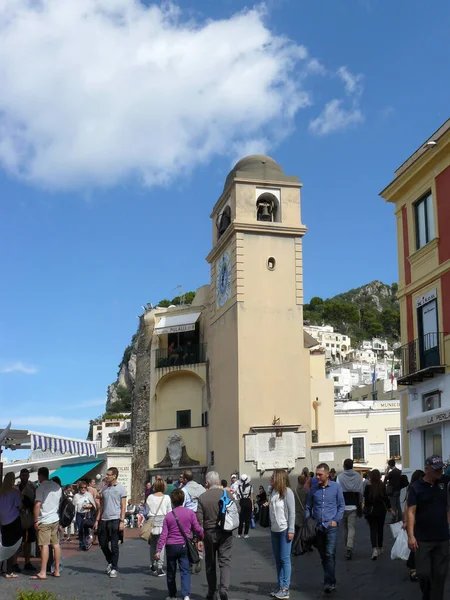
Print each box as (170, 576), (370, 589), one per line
(256, 192), (279, 222)
(217, 205), (231, 238)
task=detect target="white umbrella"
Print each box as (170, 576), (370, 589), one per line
(0, 537), (22, 562)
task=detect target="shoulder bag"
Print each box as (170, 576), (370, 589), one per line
(172, 509), (200, 565)
(140, 495), (165, 542)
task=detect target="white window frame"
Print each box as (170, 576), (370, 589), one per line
(350, 433), (367, 464)
(415, 191), (434, 250)
(386, 430), (401, 461)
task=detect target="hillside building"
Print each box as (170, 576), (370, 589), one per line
(303, 325), (352, 362)
(381, 119), (450, 472)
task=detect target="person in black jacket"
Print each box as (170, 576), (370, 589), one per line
(364, 469), (392, 560)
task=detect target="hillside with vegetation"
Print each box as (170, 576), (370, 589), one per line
(304, 281), (400, 343)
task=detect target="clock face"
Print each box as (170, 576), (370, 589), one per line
(215, 251), (232, 308)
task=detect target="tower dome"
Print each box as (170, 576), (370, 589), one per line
(224, 155), (285, 191)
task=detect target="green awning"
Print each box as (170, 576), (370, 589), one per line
(50, 460), (103, 486)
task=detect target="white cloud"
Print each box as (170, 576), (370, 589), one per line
(7, 416), (87, 429)
(306, 59), (327, 76)
(309, 65), (364, 136)
(337, 66), (363, 96)
(0, 0), (313, 190)
(0, 362), (38, 375)
(309, 99), (364, 136)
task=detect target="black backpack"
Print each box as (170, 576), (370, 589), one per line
(400, 474), (409, 490)
(298, 517), (318, 543)
(59, 496), (75, 528)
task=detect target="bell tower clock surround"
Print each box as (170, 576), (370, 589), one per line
(206, 155), (310, 479)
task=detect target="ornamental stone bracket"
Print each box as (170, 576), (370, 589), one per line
(154, 432), (200, 469)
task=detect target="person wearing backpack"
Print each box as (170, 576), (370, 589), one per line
(385, 459), (403, 522)
(236, 474), (253, 539)
(197, 471), (239, 600)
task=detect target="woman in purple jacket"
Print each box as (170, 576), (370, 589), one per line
(155, 488), (204, 600)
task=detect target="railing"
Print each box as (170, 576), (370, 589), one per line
(398, 332), (446, 384)
(155, 344), (207, 369)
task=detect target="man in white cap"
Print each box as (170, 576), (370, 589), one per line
(236, 474), (253, 539)
(230, 474), (239, 495)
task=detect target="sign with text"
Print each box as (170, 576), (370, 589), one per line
(407, 409), (450, 430)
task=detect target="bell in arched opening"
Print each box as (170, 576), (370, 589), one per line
(256, 193), (277, 222)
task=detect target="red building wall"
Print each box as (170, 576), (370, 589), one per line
(436, 164), (450, 264)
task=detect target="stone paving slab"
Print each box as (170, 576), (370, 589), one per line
(1, 520), (432, 600)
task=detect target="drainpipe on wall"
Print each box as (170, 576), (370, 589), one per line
(312, 398), (320, 443)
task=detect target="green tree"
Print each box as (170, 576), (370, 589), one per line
(158, 298), (171, 307)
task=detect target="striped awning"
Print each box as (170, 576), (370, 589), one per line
(30, 432), (97, 457)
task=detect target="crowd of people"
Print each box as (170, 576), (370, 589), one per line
(0, 455), (449, 600)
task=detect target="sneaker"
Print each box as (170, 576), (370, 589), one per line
(274, 589), (289, 599)
(150, 564), (156, 573)
(184, 597), (190, 600)
(157, 568), (166, 577)
(345, 548), (352, 560)
(371, 548), (378, 561)
(24, 563), (37, 572)
(165, 597), (177, 600)
(244, 534), (250, 539)
(324, 584), (336, 594)
(377, 547), (384, 556)
(219, 591), (228, 600)
(109, 569), (118, 578)
(106, 564), (113, 575)
(236, 534), (241, 538)
(270, 589), (280, 598)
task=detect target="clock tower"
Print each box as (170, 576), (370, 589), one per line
(206, 155), (311, 479)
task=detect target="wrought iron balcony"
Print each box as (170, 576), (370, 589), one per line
(397, 332), (447, 385)
(155, 344), (207, 369)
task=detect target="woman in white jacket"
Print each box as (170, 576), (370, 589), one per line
(73, 481), (96, 551)
(146, 478), (172, 577)
(267, 470), (295, 600)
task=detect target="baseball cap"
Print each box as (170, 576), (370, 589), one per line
(425, 455), (444, 470)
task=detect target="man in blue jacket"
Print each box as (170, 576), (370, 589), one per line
(305, 463), (345, 594)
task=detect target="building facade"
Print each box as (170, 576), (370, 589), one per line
(381, 119), (450, 473)
(138, 155), (351, 485)
(303, 325), (352, 362)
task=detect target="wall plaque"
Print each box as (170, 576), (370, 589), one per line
(244, 431), (306, 471)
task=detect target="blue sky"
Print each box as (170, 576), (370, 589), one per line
(1, 0), (449, 454)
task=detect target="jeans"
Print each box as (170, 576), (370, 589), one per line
(416, 540), (449, 600)
(343, 510), (357, 550)
(316, 526), (338, 587)
(149, 533), (165, 571)
(204, 529), (233, 597)
(367, 513), (386, 549)
(166, 544), (190, 598)
(75, 513), (91, 549)
(98, 519), (120, 570)
(238, 498), (252, 536)
(270, 530), (292, 590)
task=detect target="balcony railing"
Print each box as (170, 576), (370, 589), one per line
(155, 344), (207, 369)
(397, 332), (446, 385)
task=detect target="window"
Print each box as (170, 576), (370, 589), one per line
(326, 343), (330, 347)
(176, 410), (191, 429)
(423, 391), (441, 412)
(389, 434), (401, 459)
(415, 192), (434, 249)
(201, 411), (209, 426)
(352, 437), (365, 461)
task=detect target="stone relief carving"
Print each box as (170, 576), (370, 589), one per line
(154, 432), (200, 469)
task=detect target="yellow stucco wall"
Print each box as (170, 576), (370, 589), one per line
(149, 427), (207, 468)
(154, 372), (204, 430)
(309, 353), (335, 443)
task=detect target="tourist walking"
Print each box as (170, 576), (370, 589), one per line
(31, 467), (63, 580)
(292, 474), (308, 556)
(155, 488), (204, 600)
(407, 455), (449, 600)
(267, 469), (295, 599)
(236, 474), (253, 539)
(181, 470), (206, 513)
(385, 458), (403, 522)
(0, 472), (23, 579)
(73, 481), (96, 551)
(94, 466), (127, 578)
(16, 467), (37, 572)
(146, 478), (172, 577)
(363, 469), (391, 560)
(337, 458), (363, 560)
(403, 469), (425, 582)
(197, 471), (238, 600)
(305, 462), (345, 594)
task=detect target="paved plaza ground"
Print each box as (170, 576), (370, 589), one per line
(1, 519), (436, 600)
